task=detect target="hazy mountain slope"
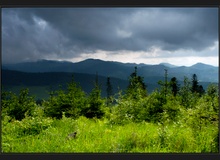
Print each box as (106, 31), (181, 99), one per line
(2, 69), (215, 100)
(2, 69), (131, 99)
(159, 63), (178, 68)
(2, 59), (218, 83)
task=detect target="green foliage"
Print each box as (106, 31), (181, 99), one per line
(109, 90), (166, 124)
(126, 66), (147, 99)
(193, 95), (218, 128)
(178, 84), (219, 137)
(161, 97), (181, 123)
(145, 90), (166, 123)
(170, 77), (180, 97)
(106, 76), (113, 106)
(206, 83), (219, 113)
(2, 107), (53, 152)
(82, 82), (105, 119)
(2, 116), (218, 152)
(109, 89), (181, 125)
(191, 74), (205, 96)
(43, 77), (87, 119)
(16, 113), (53, 137)
(178, 76), (196, 108)
(1, 89), (37, 121)
(1, 69), (219, 153)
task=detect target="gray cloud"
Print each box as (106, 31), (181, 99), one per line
(2, 8), (218, 64)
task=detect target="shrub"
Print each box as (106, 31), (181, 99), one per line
(1, 89), (37, 121)
(16, 115), (53, 137)
(81, 83), (105, 119)
(43, 78), (87, 119)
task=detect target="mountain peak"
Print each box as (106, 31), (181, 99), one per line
(191, 62), (216, 69)
(2, 58), (218, 83)
(159, 62), (177, 68)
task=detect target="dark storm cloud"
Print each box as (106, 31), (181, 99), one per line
(126, 8), (218, 51)
(2, 9), (69, 63)
(2, 8), (218, 64)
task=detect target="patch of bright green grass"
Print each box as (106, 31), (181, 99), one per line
(2, 115), (218, 153)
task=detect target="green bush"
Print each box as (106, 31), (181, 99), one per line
(43, 79), (87, 119)
(16, 114), (53, 137)
(145, 91), (165, 123)
(162, 98), (181, 123)
(2, 107), (53, 152)
(1, 89), (37, 121)
(81, 84), (105, 119)
(9, 107), (53, 137)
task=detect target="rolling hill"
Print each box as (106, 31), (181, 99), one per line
(1, 69), (129, 99)
(2, 59), (218, 100)
(2, 58), (218, 82)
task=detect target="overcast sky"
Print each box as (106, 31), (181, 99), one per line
(2, 8), (219, 66)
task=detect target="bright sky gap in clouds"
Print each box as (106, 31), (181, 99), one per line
(2, 8), (219, 66)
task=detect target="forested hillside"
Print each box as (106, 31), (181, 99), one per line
(2, 66), (219, 153)
(2, 68), (215, 100)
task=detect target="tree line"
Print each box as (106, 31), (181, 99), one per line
(1, 66), (218, 125)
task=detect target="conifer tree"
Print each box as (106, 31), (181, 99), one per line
(170, 77), (180, 97)
(106, 76), (113, 106)
(126, 66), (147, 99)
(84, 72), (105, 118)
(157, 69), (170, 106)
(191, 74), (199, 93)
(191, 74), (205, 96)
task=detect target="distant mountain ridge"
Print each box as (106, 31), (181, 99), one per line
(191, 62), (217, 70)
(159, 63), (178, 68)
(2, 69), (215, 100)
(2, 58), (218, 83)
(1, 69), (129, 98)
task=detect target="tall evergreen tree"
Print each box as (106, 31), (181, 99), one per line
(191, 74), (199, 93)
(164, 69), (168, 97)
(44, 76), (87, 119)
(179, 76), (193, 108)
(83, 72), (104, 118)
(191, 74), (205, 96)
(198, 85), (205, 95)
(94, 72), (101, 98)
(106, 76), (113, 106)
(170, 77), (180, 97)
(2, 89), (36, 121)
(126, 66), (147, 99)
(157, 69), (170, 106)
(157, 69), (170, 98)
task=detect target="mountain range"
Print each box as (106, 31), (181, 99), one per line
(2, 59), (218, 100)
(3, 58), (218, 82)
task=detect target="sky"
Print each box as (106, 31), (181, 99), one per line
(2, 8), (219, 66)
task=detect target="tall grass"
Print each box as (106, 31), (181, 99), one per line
(2, 114), (218, 153)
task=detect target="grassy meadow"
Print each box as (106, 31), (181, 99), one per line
(2, 114), (218, 153)
(1, 73), (219, 153)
